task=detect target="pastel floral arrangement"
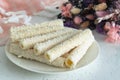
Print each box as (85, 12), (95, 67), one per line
(0, 7), (31, 46)
(57, 0), (120, 43)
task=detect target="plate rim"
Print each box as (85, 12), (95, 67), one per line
(5, 41), (100, 74)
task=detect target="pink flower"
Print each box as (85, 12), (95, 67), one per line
(105, 22), (120, 43)
(60, 3), (72, 18)
(73, 16), (82, 25)
(62, 10), (72, 18)
(96, 11), (109, 17)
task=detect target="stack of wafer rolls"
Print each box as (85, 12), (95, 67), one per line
(9, 43), (66, 67)
(9, 19), (95, 68)
(34, 30), (80, 55)
(44, 29), (94, 62)
(10, 19), (64, 42)
(20, 28), (75, 50)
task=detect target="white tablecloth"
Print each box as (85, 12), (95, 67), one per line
(0, 15), (120, 80)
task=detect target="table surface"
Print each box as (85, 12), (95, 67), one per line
(0, 14), (120, 80)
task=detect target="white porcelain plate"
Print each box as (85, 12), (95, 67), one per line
(5, 41), (99, 74)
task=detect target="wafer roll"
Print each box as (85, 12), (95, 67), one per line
(10, 24), (42, 33)
(10, 19), (64, 42)
(65, 35), (95, 68)
(34, 30), (80, 55)
(44, 29), (92, 62)
(9, 43), (66, 68)
(20, 28), (74, 50)
(10, 19), (63, 33)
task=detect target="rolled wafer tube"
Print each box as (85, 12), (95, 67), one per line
(10, 19), (63, 33)
(20, 28), (74, 50)
(10, 19), (64, 42)
(9, 43), (66, 68)
(44, 29), (93, 62)
(34, 30), (80, 55)
(10, 24), (42, 33)
(65, 35), (95, 68)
